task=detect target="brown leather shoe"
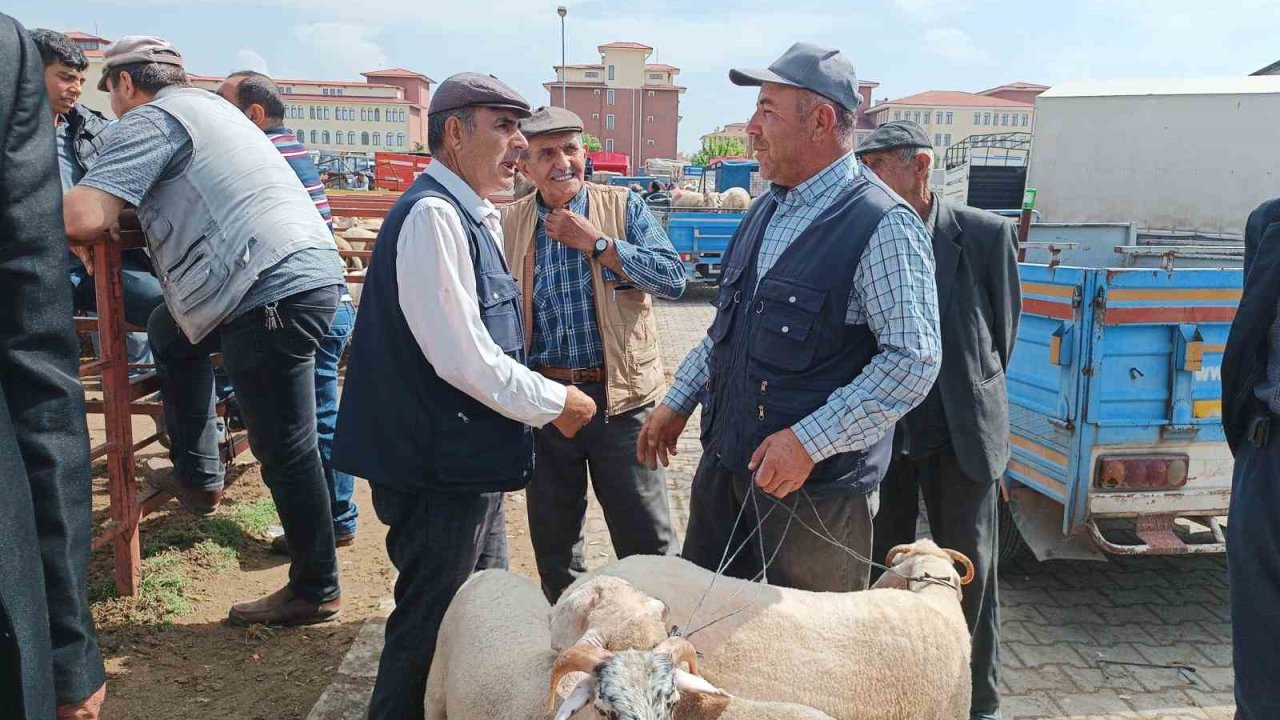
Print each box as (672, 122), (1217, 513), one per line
(269, 530), (356, 556)
(146, 471), (223, 516)
(228, 585), (341, 627)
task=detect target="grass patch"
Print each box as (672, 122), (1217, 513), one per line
(222, 498), (279, 537)
(92, 551), (193, 628)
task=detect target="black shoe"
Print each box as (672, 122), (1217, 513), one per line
(269, 530), (356, 555)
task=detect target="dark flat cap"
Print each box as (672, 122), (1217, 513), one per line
(520, 106), (584, 139)
(856, 120), (933, 156)
(97, 35), (184, 91)
(429, 72), (531, 118)
(730, 42), (861, 112)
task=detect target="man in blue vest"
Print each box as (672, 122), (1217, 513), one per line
(332, 74), (597, 720)
(639, 43), (941, 592)
(1222, 195), (1280, 720)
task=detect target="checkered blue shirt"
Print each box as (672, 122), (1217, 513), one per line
(664, 153), (941, 462)
(530, 188), (685, 369)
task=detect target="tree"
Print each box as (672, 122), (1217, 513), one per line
(412, 142), (427, 153)
(582, 132), (603, 152)
(690, 136), (748, 167)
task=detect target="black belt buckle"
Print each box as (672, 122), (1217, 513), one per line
(1248, 412), (1272, 448)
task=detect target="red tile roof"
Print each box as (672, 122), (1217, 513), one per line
(66, 30), (109, 42)
(876, 90), (1032, 108)
(361, 68), (434, 83)
(979, 81), (1049, 94)
(646, 63), (680, 72)
(598, 41), (653, 51)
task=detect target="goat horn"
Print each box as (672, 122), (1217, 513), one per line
(654, 636), (700, 676)
(548, 644), (611, 713)
(885, 543), (913, 567)
(945, 549), (976, 585)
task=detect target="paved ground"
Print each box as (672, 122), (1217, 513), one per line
(312, 285), (1237, 720)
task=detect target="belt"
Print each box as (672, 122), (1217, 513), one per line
(537, 366), (604, 384)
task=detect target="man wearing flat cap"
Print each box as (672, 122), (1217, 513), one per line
(500, 106), (685, 603)
(333, 76), (596, 720)
(63, 36), (348, 627)
(640, 43), (941, 592)
(861, 120), (1020, 720)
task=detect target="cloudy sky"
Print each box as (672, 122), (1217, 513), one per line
(11, 0), (1280, 154)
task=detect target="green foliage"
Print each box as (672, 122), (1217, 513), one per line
(690, 136), (748, 168)
(582, 132), (603, 152)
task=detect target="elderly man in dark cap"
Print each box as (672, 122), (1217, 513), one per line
(333, 77), (597, 720)
(861, 120), (1020, 720)
(62, 35), (347, 627)
(639, 43), (941, 592)
(500, 106), (685, 602)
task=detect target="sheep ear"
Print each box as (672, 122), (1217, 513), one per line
(674, 669), (731, 698)
(553, 678), (596, 720)
(550, 583), (601, 651)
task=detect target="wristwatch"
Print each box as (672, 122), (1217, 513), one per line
(592, 237), (610, 259)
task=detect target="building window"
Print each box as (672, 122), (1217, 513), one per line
(1001, 113), (1009, 126)
(324, 107), (330, 120)
(605, 138), (614, 152)
(309, 106), (316, 120)
(348, 131), (355, 144)
(894, 110), (902, 121)
(282, 86), (293, 94)
(607, 65), (615, 81)
(585, 71), (599, 78)
(973, 112), (980, 124)
(397, 132), (406, 147)
(373, 132), (381, 145)
(1023, 114), (1030, 126)
(647, 115), (654, 122)
(935, 133), (942, 146)
(647, 139), (654, 145)
(924, 112), (932, 124)
(606, 114), (615, 130)
(607, 89), (615, 105)
(321, 130), (330, 143)
(649, 73), (663, 80)
(296, 128), (305, 144)
(594, 89), (600, 96)
(334, 133), (342, 146)
(647, 91), (655, 97)
(310, 130), (318, 144)
(944, 133), (952, 146)
(361, 108), (367, 121)
(361, 131), (370, 145)
(592, 113), (599, 120)
(946, 111), (954, 124)
(374, 108), (381, 122)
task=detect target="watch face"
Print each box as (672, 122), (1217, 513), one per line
(595, 238), (609, 252)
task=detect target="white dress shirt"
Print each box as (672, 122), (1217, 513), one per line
(397, 161), (566, 427)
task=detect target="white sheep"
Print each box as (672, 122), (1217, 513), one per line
(561, 540), (975, 720)
(671, 189), (723, 209)
(718, 187), (751, 210)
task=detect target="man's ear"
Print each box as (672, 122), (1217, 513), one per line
(247, 103), (267, 127)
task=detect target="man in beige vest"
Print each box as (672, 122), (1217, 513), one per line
(501, 106), (686, 601)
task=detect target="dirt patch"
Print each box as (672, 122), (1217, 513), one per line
(90, 458), (540, 720)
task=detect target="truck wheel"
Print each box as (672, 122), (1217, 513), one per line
(998, 494), (1031, 565)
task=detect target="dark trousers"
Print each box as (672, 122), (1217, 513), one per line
(367, 482), (507, 720)
(148, 285), (341, 603)
(682, 454), (873, 592)
(527, 384), (676, 601)
(1228, 432), (1280, 720)
(873, 447), (1001, 718)
(69, 251), (163, 328)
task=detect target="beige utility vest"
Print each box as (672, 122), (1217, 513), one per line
(501, 183), (665, 417)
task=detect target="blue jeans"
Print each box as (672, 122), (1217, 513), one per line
(315, 300), (358, 536)
(148, 285), (342, 603)
(69, 251), (164, 375)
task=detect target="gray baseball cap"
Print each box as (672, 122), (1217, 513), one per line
(856, 120), (934, 156)
(97, 35), (184, 91)
(729, 42), (861, 111)
(520, 106), (584, 139)
(429, 72), (532, 118)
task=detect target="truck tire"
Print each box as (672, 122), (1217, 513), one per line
(998, 494), (1031, 565)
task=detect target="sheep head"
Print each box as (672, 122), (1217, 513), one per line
(872, 539), (974, 600)
(549, 635), (728, 720)
(551, 576), (671, 653)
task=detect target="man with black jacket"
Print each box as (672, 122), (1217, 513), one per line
(859, 121), (1021, 720)
(32, 28), (162, 369)
(0, 14), (107, 720)
(1221, 196), (1280, 720)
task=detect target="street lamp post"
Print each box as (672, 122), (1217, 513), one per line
(557, 6), (567, 108)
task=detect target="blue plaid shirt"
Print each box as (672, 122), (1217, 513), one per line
(530, 188), (685, 369)
(664, 153), (941, 462)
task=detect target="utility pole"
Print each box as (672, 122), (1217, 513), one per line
(558, 6), (568, 108)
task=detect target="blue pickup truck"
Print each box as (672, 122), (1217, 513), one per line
(654, 208), (745, 283)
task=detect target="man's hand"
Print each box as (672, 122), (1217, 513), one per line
(70, 245), (94, 276)
(637, 403), (689, 470)
(552, 385), (597, 438)
(56, 682), (106, 720)
(545, 208), (600, 253)
(748, 429), (815, 499)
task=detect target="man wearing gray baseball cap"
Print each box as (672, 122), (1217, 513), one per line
(862, 120), (1020, 720)
(640, 43), (942, 595)
(333, 74), (596, 720)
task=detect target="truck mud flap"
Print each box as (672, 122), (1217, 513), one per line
(1086, 515), (1226, 555)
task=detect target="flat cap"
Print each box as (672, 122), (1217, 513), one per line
(429, 72), (531, 118)
(97, 35), (184, 91)
(520, 106), (584, 139)
(730, 42), (861, 112)
(855, 120), (933, 156)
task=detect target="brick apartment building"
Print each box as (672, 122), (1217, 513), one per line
(546, 41), (684, 170)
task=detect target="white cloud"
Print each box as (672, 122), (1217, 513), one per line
(288, 23), (387, 79)
(892, 0), (962, 20)
(923, 27), (990, 65)
(234, 49), (270, 75)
